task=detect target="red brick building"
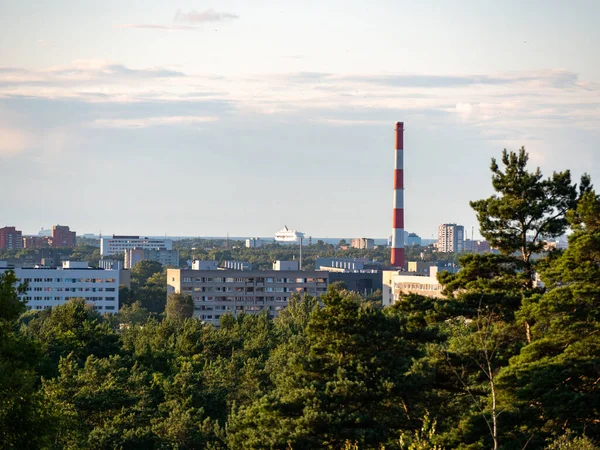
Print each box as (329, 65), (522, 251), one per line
(0, 226), (24, 250)
(51, 225), (77, 248)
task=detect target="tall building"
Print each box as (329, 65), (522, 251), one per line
(52, 225), (76, 248)
(167, 263), (329, 326)
(0, 226), (23, 250)
(123, 248), (180, 269)
(0, 261), (120, 313)
(350, 238), (375, 249)
(437, 223), (465, 253)
(101, 235), (173, 256)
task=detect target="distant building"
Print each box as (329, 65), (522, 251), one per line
(245, 238), (264, 248)
(328, 272), (383, 293)
(23, 236), (51, 248)
(382, 266), (445, 306)
(437, 224), (464, 253)
(273, 260), (299, 271)
(0, 261), (120, 313)
(52, 225), (76, 248)
(192, 260), (219, 271)
(350, 238), (374, 250)
(100, 235), (173, 256)
(124, 248), (180, 269)
(0, 226), (23, 250)
(407, 260), (459, 275)
(98, 259), (123, 270)
(167, 266), (329, 326)
(407, 233), (422, 246)
(222, 260), (253, 271)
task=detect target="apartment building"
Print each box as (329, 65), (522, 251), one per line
(0, 261), (120, 313)
(124, 248), (180, 269)
(52, 225), (77, 248)
(350, 238), (375, 249)
(437, 223), (465, 253)
(0, 226), (23, 250)
(382, 266), (445, 306)
(101, 235), (173, 256)
(167, 264), (329, 326)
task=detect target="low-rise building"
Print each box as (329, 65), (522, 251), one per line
(167, 264), (329, 326)
(382, 266), (444, 306)
(0, 261), (120, 313)
(245, 238), (264, 248)
(101, 235), (173, 256)
(350, 238), (375, 249)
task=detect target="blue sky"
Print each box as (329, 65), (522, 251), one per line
(1, 0), (599, 239)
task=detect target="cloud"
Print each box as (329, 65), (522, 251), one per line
(90, 116), (218, 129)
(174, 9), (238, 23)
(113, 24), (199, 31)
(114, 8), (238, 31)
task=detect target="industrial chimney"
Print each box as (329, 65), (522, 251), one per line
(391, 122), (405, 268)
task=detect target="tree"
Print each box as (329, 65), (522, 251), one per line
(131, 260), (163, 289)
(0, 270), (27, 322)
(470, 147), (590, 286)
(498, 191), (600, 443)
(166, 293), (194, 320)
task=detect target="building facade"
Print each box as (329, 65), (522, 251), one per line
(0, 261), (120, 313)
(100, 235), (173, 256)
(52, 225), (77, 248)
(0, 226), (23, 250)
(167, 266), (329, 326)
(437, 223), (465, 253)
(245, 238), (264, 248)
(23, 236), (51, 248)
(382, 266), (444, 306)
(350, 238), (375, 249)
(124, 248), (180, 269)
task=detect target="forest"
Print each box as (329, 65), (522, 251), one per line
(0, 148), (598, 449)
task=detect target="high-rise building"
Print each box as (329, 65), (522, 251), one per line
(437, 224), (465, 253)
(52, 225), (76, 248)
(0, 226), (23, 250)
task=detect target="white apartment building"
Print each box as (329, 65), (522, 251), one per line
(0, 261), (120, 313)
(350, 238), (375, 249)
(101, 235), (173, 256)
(167, 263), (329, 326)
(437, 224), (465, 253)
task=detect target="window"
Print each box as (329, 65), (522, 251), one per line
(105, 278), (116, 283)
(34, 278), (43, 282)
(105, 288), (115, 292)
(105, 306), (115, 310)
(44, 278), (53, 282)
(105, 297), (115, 301)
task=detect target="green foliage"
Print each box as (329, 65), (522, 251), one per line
(470, 147), (590, 285)
(545, 433), (599, 450)
(0, 270), (27, 321)
(166, 293), (194, 320)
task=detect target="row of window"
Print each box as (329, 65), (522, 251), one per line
(19, 277), (117, 283)
(30, 305), (115, 311)
(22, 296), (116, 301)
(30, 287), (115, 292)
(191, 293), (324, 302)
(180, 277), (327, 284)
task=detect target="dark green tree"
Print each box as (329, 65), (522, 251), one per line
(498, 191), (600, 443)
(470, 147), (590, 286)
(166, 293), (194, 320)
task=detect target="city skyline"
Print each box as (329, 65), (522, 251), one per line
(2, 1), (599, 237)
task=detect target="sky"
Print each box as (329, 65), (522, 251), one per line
(1, 0), (599, 239)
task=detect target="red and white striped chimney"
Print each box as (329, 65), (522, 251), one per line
(391, 122), (405, 268)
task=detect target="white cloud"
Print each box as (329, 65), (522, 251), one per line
(90, 116), (218, 129)
(174, 9), (239, 23)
